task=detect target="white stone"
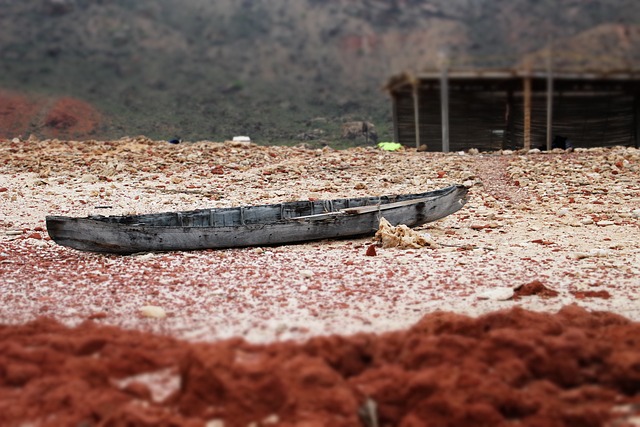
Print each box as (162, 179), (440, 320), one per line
(477, 288), (514, 301)
(262, 414), (280, 424)
(81, 174), (99, 183)
(139, 305), (166, 318)
(300, 269), (314, 279)
(571, 249), (611, 260)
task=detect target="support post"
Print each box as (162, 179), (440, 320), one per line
(523, 75), (532, 151)
(546, 39), (554, 151)
(635, 93), (640, 149)
(392, 93), (400, 145)
(440, 66), (450, 153)
(412, 81), (421, 149)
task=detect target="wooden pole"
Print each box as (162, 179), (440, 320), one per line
(546, 39), (554, 151)
(440, 66), (450, 153)
(633, 92), (640, 148)
(524, 75), (532, 150)
(412, 80), (421, 149)
(437, 49), (450, 153)
(392, 93), (400, 145)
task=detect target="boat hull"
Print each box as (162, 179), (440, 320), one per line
(46, 185), (468, 254)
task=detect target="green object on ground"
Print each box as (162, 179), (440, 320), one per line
(378, 142), (403, 151)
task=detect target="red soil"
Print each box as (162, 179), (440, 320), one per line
(513, 280), (560, 299)
(0, 90), (101, 140)
(0, 90), (40, 138)
(43, 96), (101, 139)
(1, 305), (638, 427)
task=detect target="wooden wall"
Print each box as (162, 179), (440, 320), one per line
(391, 77), (639, 151)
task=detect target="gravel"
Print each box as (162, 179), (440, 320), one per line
(1, 137), (639, 343)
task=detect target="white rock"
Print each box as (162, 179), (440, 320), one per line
(139, 305), (166, 318)
(632, 209), (640, 219)
(477, 288), (514, 301)
(232, 136), (251, 142)
(528, 148), (541, 154)
(557, 208), (570, 216)
(571, 249), (611, 260)
(262, 414), (280, 425)
(596, 220), (615, 227)
(300, 269), (314, 279)
(81, 174), (99, 183)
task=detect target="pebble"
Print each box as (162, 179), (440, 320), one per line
(477, 288), (515, 301)
(597, 220), (615, 227)
(632, 209), (640, 219)
(300, 269), (314, 279)
(571, 249), (611, 260)
(81, 174), (99, 183)
(139, 305), (166, 318)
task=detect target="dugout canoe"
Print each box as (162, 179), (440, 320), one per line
(46, 184), (469, 254)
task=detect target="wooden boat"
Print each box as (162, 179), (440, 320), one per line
(46, 185), (468, 254)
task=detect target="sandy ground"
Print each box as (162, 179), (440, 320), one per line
(1, 137), (639, 343)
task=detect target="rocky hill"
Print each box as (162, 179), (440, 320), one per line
(0, 0), (639, 145)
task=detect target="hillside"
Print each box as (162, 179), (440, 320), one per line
(0, 0), (639, 144)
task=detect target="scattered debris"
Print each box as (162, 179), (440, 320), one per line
(373, 217), (437, 249)
(571, 249), (611, 260)
(358, 397), (379, 427)
(365, 244), (377, 256)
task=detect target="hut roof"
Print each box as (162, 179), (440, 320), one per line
(385, 68), (640, 93)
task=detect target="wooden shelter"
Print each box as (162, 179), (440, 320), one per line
(385, 69), (640, 152)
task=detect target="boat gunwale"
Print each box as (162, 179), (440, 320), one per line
(46, 185), (466, 229)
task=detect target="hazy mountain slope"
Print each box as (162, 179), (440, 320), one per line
(0, 0), (638, 143)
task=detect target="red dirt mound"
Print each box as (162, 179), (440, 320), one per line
(0, 305), (639, 426)
(43, 96), (101, 139)
(0, 90), (39, 138)
(0, 90), (101, 140)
